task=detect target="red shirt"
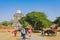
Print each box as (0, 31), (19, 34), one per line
(27, 29), (32, 34)
(52, 29), (57, 32)
(13, 30), (17, 34)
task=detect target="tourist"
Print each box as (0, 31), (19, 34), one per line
(25, 27), (28, 35)
(50, 24), (56, 30)
(50, 24), (58, 35)
(18, 25), (22, 32)
(41, 28), (45, 36)
(21, 28), (26, 39)
(27, 28), (32, 37)
(12, 29), (17, 37)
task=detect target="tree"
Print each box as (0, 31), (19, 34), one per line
(19, 17), (30, 28)
(1, 21), (13, 26)
(53, 17), (60, 27)
(25, 12), (51, 30)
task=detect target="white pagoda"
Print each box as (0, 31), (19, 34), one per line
(12, 9), (23, 27)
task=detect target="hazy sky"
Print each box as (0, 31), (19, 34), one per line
(0, 0), (60, 22)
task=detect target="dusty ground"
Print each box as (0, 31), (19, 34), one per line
(0, 29), (60, 40)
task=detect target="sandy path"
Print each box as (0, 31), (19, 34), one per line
(0, 29), (60, 40)
(0, 32), (48, 40)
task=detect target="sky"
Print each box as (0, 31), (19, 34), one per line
(0, 0), (60, 22)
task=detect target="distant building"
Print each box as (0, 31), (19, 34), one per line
(12, 9), (23, 27)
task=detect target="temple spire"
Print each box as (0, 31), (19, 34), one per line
(16, 9), (22, 13)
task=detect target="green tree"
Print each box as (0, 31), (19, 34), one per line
(19, 17), (30, 28)
(25, 12), (51, 30)
(53, 17), (60, 26)
(1, 21), (13, 26)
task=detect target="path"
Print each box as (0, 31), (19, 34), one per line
(0, 32), (48, 40)
(1, 32), (60, 40)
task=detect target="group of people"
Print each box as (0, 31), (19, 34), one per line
(12, 23), (58, 38)
(12, 25), (32, 39)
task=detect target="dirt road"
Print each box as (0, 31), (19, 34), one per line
(0, 32), (48, 40)
(0, 29), (60, 40)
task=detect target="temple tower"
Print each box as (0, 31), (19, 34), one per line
(12, 9), (23, 27)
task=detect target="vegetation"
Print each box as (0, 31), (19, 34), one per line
(19, 12), (52, 30)
(19, 17), (30, 28)
(53, 17), (60, 27)
(1, 21), (13, 26)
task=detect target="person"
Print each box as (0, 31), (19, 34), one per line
(12, 29), (17, 37)
(41, 30), (44, 36)
(18, 25), (22, 32)
(27, 28), (32, 37)
(21, 28), (26, 39)
(50, 24), (57, 34)
(50, 24), (56, 30)
(41, 28), (45, 36)
(25, 28), (28, 35)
